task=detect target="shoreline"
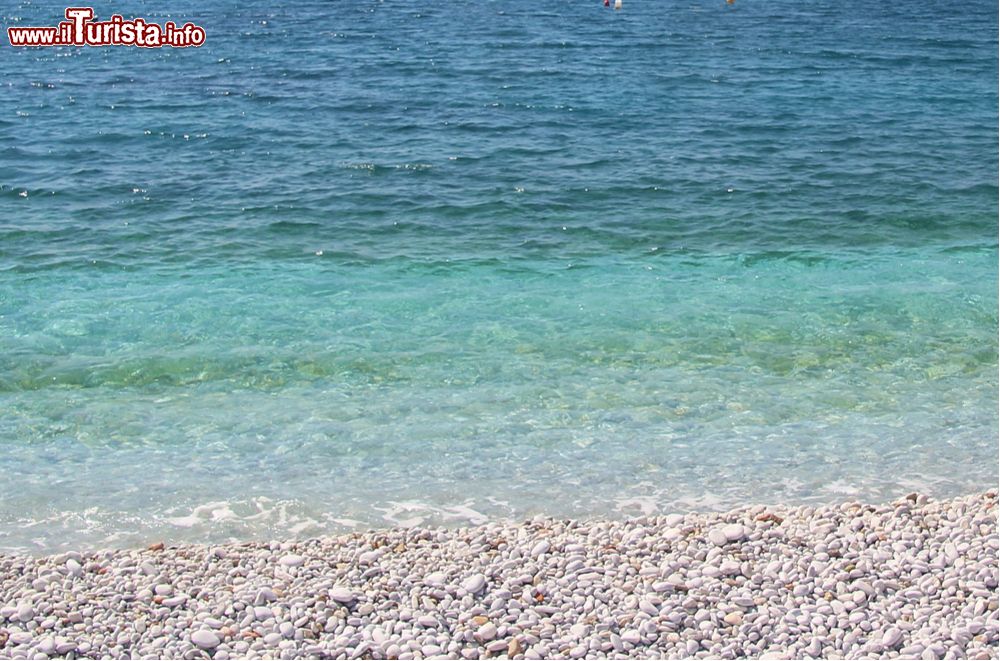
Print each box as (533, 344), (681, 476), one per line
(1, 491), (996, 660)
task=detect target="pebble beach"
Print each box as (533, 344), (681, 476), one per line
(0, 492), (996, 660)
(4, 2), (997, 660)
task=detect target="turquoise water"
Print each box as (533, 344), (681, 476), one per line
(1, 0), (996, 553)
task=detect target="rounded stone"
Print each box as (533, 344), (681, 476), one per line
(708, 529), (729, 546)
(462, 573), (487, 594)
(329, 586), (356, 603)
(530, 540), (551, 557)
(722, 524), (747, 541)
(475, 622), (498, 642)
(191, 630), (221, 650)
(16, 604), (34, 622)
(278, 554), (305, 567)
(882, 628), (903, 649)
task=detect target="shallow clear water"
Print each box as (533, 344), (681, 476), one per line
(1, 0), (996, 553)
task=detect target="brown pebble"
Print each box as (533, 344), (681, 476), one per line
(756, 512), (784, 524)
(148, 542), (165, 551)
(508, 638), (521, 656)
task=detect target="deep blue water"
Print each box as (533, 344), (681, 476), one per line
(1, 0), (997, 553)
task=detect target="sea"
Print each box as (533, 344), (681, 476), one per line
(1, 0), (996, 553)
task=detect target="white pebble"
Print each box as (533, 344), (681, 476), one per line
(191, 630), (220, 650)
(530, 540), (551, 557)
(278, 554), (305, 567)
(329, 586), (356, 603)
(462, 573), (487, 594)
